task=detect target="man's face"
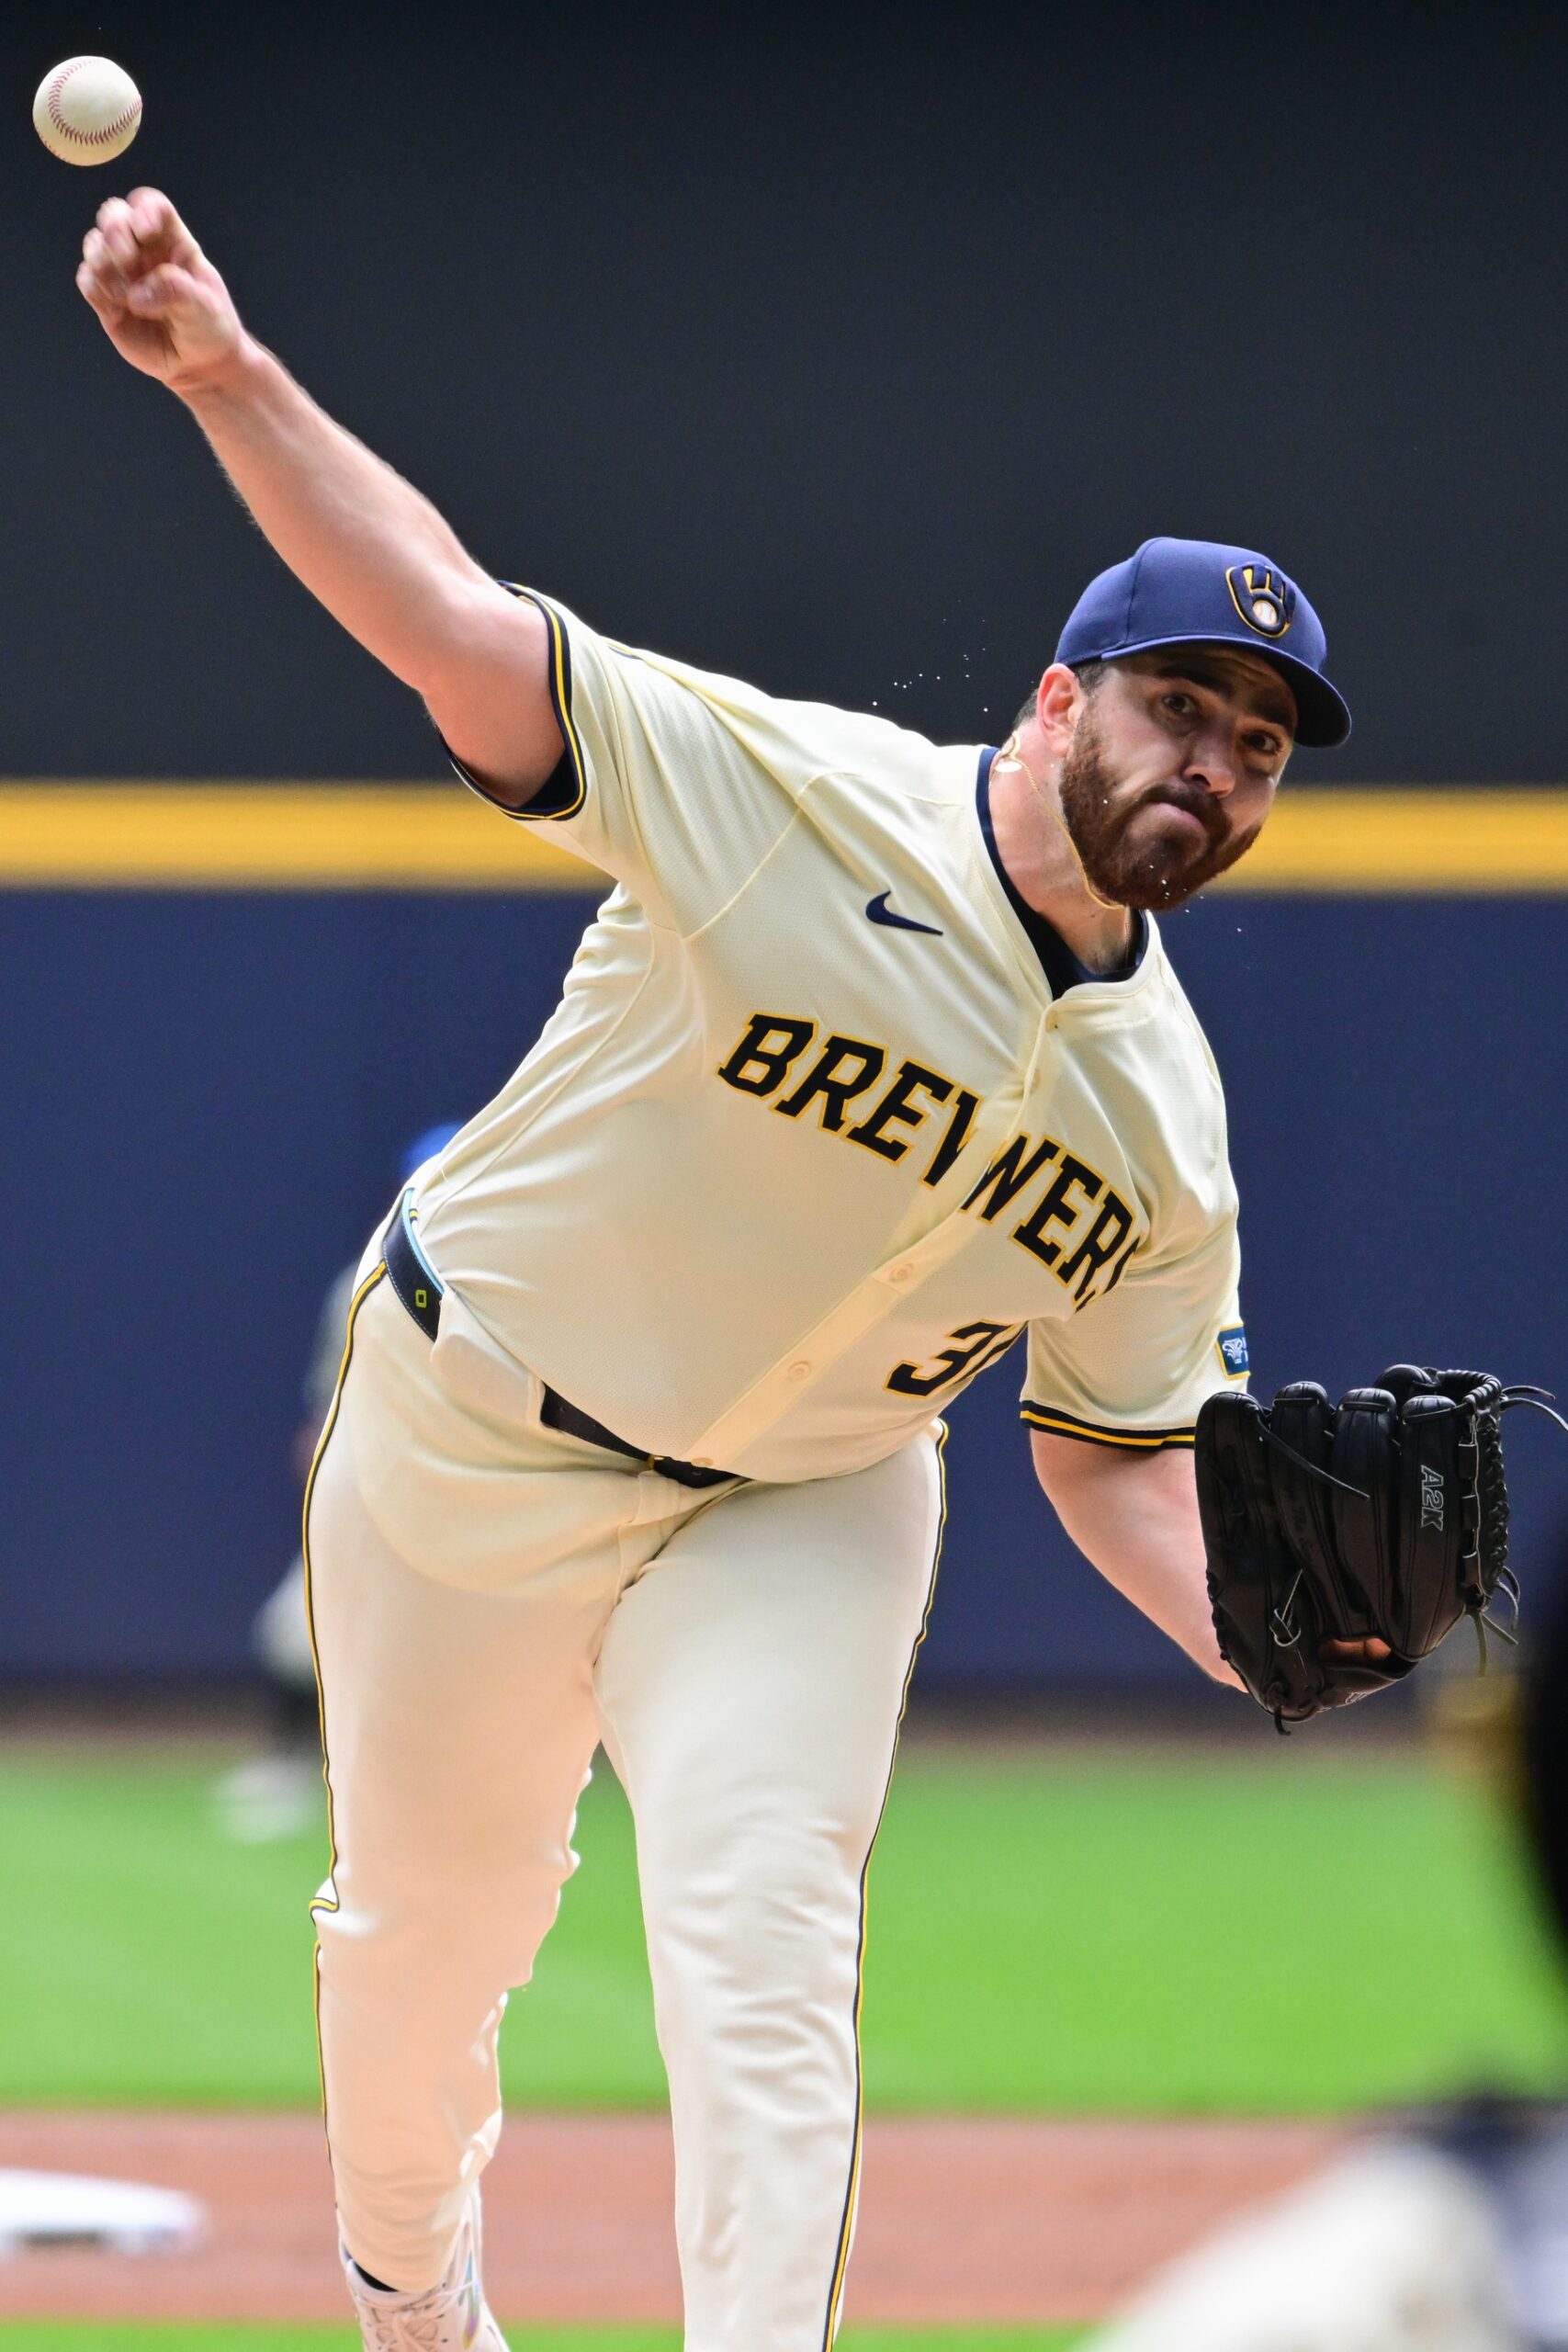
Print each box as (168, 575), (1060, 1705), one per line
(1054, 648), (1293, 911)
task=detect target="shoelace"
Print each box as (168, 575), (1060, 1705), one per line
(1256, 1415), (1367, 1498)
(1500, 1385), (1568, 1437)
(1471, 1389), (1568, 1664)
(356, 2278), (464, 2351)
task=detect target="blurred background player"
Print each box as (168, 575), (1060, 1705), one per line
(216, 1123), (463, 1842)
(1084, 1541), (1568, 2352)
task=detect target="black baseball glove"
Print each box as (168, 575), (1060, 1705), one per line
(1196, 1365), (1564, 1730)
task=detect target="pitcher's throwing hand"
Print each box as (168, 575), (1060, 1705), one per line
(77, 189), (243, 392)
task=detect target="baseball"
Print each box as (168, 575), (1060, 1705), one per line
(33, 57), (142, 165)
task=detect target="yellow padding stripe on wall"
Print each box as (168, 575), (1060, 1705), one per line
(1213, 792), (1568, 892)
(0, 786), (593, 890)
(3, 785), (1568, 891)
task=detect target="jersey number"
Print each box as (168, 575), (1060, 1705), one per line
(886, 1320), (1023, 1397)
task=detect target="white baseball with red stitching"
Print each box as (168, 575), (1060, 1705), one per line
(33, 57), (142, 166)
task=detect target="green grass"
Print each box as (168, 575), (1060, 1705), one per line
(1, 1743), (1564, 2113)
(0, 2331), (1084, 2350)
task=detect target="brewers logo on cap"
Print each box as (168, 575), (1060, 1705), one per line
(1224, 563), (1294, 639)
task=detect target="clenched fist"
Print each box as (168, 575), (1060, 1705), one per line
(77, 188), (247, 396)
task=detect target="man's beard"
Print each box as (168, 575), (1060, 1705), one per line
(1055, 711), (1260, 911)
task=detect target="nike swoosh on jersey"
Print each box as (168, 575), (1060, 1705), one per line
(865, 891), (943, 936)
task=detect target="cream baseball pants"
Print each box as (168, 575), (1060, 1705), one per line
(304, 1257), (946, 2351)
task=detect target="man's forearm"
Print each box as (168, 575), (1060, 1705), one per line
(78, 191), (563, 791)
(1032, 1433), (1240, 1685)
(180, 339), (491, 696)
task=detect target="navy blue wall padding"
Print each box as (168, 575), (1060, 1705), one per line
(6, 888), (1565, 1687)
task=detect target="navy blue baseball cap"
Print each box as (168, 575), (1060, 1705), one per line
(1055, 537), (1350, 748)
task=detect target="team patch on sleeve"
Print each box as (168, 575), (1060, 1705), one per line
(1215, 1324), (1250, 1379)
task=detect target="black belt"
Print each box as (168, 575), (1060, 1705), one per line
(380, 1194), (739, 1491)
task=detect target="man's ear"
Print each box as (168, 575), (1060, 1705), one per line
(1035, 662), (1086, 757)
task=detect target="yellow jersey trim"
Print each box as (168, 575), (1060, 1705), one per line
(820, 1424), (948, 2349)
(472, 584), (589, 821)
(1022, 1403), (1197, 1451)
(2, 786), (1568, 891)
(301, 1260), (387, 2135)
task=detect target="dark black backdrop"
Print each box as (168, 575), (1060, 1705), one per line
(6, 0), (1567, 782)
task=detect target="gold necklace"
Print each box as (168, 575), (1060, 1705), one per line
(994, 731), (1123, 918)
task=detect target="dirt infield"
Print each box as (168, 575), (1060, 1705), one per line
(0, 2111), (1345, 2324)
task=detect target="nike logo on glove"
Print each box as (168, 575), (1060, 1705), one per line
(866, 891), (942, 936)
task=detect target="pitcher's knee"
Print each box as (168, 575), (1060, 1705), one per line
(316, 1864), (567, 2001)
(643, 1812), (867, 2008)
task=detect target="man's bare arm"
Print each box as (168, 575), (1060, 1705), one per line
(76, 187), (560, 802)
(1031, 1434), (1240, 1684)
(1032, 1431), (1392, 1689)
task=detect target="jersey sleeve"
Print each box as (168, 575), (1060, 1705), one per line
(446, 584), (801, 934)
(1020, 1210), (1247, 1452)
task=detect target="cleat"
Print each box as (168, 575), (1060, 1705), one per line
(343, 2194), (507, 2351)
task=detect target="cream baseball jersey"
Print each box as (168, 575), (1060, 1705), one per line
(412, 587), (1247, 1484)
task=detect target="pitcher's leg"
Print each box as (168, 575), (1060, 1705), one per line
(308, 1421), (607, 2292)
(595, 1434), (946, 2352)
